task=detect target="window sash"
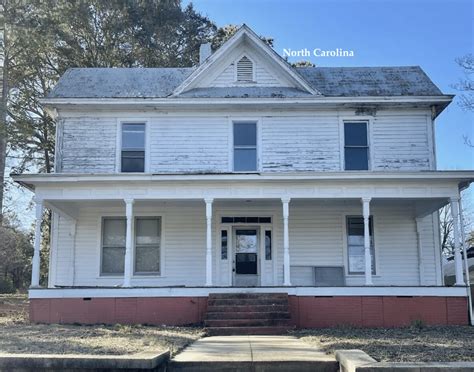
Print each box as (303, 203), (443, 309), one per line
(233, 122), (257, 172)
(134, 217), (161, 275)
(121, 123), (145, 172)
(344, 121), (369, 171)
(346, 216), (375, 275)
(101, 217), (126, 275)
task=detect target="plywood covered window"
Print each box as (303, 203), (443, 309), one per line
(346, 216), (375, 275)
(121, 123), (145, 172)
(236, 56), (254, 82)
(344, 121), (369, 170)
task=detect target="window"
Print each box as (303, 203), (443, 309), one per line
(121, 123), (145, 172)
(221, 216), (271, 224)
(236, 56), (254, 82)
(233, 122), (257, 171)
(346, 216), (375, 275)
(134, 217), (161, 274)
(221, 230), (228, 260)
(101, 216), (161, 276)
(265, 230), (272, 260)
(344, 122), (369, 170)
(101, 217), (126, 275)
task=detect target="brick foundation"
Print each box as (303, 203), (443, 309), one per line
(30, 295), (468, 327)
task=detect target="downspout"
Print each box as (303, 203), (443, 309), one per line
(459, 196), (473, 326)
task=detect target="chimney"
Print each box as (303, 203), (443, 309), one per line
(199, 43), (212, 64)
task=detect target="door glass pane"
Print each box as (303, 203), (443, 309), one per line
(345, 147), (368, 170)
(234, 148), (257, 171)
(122, 123), (145, 149)
(265, 230), (272, 260)
(344, 122), (367, 146)
(103, 218), (126, 246)
(221, 230), (228, 260)
(235, 229), (257, 253)
(234, 123), (256, 146)
(102, 247), (125, 274)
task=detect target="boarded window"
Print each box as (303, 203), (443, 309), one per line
(101, 218), (126, 275)
(134, 217), (161, 274)
(344, 122), (369, 170)
(236, 56), (254, 82)
(121, 123), (145, 172)
(233, 122), (257, 171)
(347, 216), (375, 275)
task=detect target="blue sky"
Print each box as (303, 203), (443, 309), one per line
(186, 0), (474, 171)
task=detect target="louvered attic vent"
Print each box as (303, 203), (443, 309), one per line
(236, 56), (254, 82)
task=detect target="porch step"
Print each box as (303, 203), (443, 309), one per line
(207, 326), (294, 336)
(204, 293), (292, 336)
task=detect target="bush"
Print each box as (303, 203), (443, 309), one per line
(0, 277), (16, 294)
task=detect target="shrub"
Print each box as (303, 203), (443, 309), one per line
(0, 277), (16, 294)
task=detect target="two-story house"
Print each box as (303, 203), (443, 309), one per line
(14, 25), (473, 331)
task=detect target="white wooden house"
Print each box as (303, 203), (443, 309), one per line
(14, 25), (473, 330)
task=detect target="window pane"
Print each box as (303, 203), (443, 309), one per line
(121, 151), (145, 172)
(122, 123), (145, 149)
(265, 230), (272, 260)
(103, 218), (126, 246)
(136, 218), (161, 245)
(234, 148), (257, 171)
(347, 217), (375, 274)
(345, 147), (368, 170)
(344, 122), (367, 146)
(102, 247), (125, 274)
(234, 123), (256, 146)
(135, 246), (160, 273)
(221, 230), (228, 260)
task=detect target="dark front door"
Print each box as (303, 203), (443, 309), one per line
(234, 228), (259, 286)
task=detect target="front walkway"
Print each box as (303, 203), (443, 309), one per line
(170, 335), (337, 371)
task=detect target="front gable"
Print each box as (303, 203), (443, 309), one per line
(172, 25), (320, 96)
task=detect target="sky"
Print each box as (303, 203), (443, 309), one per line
(186, 0), (474, 171)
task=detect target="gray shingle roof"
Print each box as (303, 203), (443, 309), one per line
(47, 66), (444, 99)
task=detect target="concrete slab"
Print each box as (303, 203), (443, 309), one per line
(170, 335), (337, 371)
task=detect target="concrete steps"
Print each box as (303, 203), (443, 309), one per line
(205, 293), (293, 335)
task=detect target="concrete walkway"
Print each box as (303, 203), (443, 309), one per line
(170, 335), (337, 371)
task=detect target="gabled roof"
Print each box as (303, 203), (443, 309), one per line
(47, 66), (445, 99)
(171, 24), (320, 96)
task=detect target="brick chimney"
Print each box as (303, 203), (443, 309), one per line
(199, 43), (212, 64)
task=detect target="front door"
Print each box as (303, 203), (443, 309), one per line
(233, 228), (259, 286)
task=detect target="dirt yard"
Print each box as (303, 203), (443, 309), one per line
(0, 294), (204, 356)
(295, 326), (474, 362)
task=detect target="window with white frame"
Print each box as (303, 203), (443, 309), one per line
(233, 122), (257, 172)
(121, 123), (145, 172)
(100, 216), (161, 276)
(236, 56), (254, 82)
(134, 217), (161, 275)
(344, 121), (369, 170)
(346, 216), (375, 275)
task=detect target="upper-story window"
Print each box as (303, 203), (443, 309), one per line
(236, 56), (254, 82)
(233, 122), (257, 172)
(344, 121), (369, 170)
(121, 123), (145, 172)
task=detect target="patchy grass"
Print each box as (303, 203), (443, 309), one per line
(0, 294), (204, 356)
(294, 326), (474, 362)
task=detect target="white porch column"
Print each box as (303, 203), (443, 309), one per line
(123, 198), (134, 288)
(282, 197), (291, 286)
(450, 197), (465, 286)
(31, 199), (44, 288)
(205, 198), (213, 286)
(415, 217), (425, 285)
(362, 197), (373, 286)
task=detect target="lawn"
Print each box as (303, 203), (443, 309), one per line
(295, 326), (474, 362)
(0, 294), (204, 356)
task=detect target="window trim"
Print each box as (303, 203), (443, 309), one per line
(97, 212), (165, 279)
(230, 119), (261, 173)
(339, 117), (373, 171)
(116, 120), (150, 173)
(342, 213), (379, 277)
(234, 53), (256, 83)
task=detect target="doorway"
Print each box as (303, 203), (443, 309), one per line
(233, 228), (259, 286)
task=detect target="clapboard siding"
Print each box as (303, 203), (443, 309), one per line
(372, 114), (431, 170)
(262, 116), (340, 172)
(52, 200), (440, 287)
(61, 117), (116, 173)
(211, 64), (235, 86)
(58, 110), (433, 174)
(149, 117), (229, 173)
